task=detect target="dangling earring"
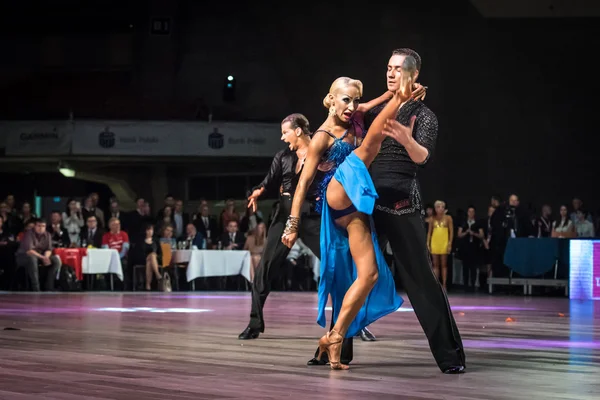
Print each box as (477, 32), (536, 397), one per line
(329, 106), (336, 116)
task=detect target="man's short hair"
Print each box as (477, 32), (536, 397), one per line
(392, 48), (422, 71)
(281, 113), (311, 136)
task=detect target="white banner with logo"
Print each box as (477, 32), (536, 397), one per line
(71, 120), (284, 157)
(2, 121), (73, 155)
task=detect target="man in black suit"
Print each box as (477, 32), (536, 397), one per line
(220, 220), (245, 250)
(193, 204), (219, 247)
(123, 197), (146, 240)
(48, 211), (70, 248)
(489, 193), (530, 277)
(79, 215), (105, 248)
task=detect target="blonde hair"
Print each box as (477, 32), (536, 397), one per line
(323, 77), (364, 109)
(434, 200), (446, 209)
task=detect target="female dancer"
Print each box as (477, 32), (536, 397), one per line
(427, 200), (453, 288)
(282, 57), (417, 369)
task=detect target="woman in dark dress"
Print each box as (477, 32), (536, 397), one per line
(141, 224), (163, 290)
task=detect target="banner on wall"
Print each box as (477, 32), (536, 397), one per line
(71, 120), (284, 157)
(2, 121), (73, 155)
(0, 120), (284, 157)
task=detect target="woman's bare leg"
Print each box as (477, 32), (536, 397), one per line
(441, 254), (448, 289)
(432, 255), (441, 281)
(326, 181), (379, 337)
(331, 212), (379, 337)
(145, 258), (153, 290)
(250, 255), (261, 281)
(145, 253), (161, 290)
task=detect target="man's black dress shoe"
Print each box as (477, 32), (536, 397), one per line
(443, 365), (466, 374)
(307, 356), (328, 366)
(238, 326), (260, 340)
(358, 327), (376, 341)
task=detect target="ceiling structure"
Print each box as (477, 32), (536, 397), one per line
(469, 0), (600, 17)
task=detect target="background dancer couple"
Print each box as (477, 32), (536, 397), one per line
(238, 48), (465, 374)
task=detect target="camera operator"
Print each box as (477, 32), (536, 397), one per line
(489, 194), (530, 277)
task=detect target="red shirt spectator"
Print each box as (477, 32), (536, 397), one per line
(102, 230), (129, 255)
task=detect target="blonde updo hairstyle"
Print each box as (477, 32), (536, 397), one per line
(323, 77), (364, 109)
(434, 200), (448, 215)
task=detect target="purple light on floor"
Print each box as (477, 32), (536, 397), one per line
(323, 305), (541, 313)
(464, 338), (600, 350)
(158, 295), (246, 299)
(451, 306), (539, 311)
(94, 307), (213, 313)
(0, 307), (85, 313)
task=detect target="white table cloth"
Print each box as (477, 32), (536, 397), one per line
(82, 249), (124, 281)
(173, 249), (251, 282)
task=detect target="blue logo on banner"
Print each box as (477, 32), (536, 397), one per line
(208, 128), (224, 149)
(99, 127), (115, 148)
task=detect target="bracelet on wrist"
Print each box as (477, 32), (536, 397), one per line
(283, 216), (300, 236)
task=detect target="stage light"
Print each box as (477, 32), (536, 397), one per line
(223, 75), (236, 102)
(58, 162), (76, 178)
(59, 168), (75, 177)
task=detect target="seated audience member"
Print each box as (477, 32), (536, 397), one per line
(0, 216), (12, 243)
(48, 210), (71, 248)
(102, 218), (130, 261)
(17, 221), (35, 242)
(0, 202), (18, 236)
(574, 210), (595, 238)
(552, 205), (576, 238)
(184, 223), (204, 249)
(159, 224), (177, 249)
(15, 218), (61, 291)
(220, 220), (245, 250)
(80, 215), (104, 248)
(102, 218), (130, 289)
(139, 224), (163, 291)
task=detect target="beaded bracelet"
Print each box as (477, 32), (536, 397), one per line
(283, 216), (300, 236)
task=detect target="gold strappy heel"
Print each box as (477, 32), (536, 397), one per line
(316, 329), (349, 370)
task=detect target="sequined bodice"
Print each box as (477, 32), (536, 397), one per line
(315, 129), (357, 213)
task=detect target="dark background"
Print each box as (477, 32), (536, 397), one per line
(1, 0), (598, 213)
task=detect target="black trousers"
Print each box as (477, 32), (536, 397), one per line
(373, 210), (465, 371)
(248, 195), (353, 361)
(462, 250), (480, 288)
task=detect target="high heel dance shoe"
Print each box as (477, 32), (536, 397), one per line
(317, 329), (349, 370)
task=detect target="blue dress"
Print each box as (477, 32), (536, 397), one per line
(315, 129), (403, 338)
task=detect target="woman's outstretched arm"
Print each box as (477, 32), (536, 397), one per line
(354, 72), (414, 167)
(356, 91), (393, 114)
(356, 83), (426, 116)
(281, 131), (331, 248)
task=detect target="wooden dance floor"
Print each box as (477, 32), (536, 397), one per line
(0, 292), (599, 400)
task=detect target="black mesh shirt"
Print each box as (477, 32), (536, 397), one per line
(365, 99), (439, 216)
(254, 148), (322, 203)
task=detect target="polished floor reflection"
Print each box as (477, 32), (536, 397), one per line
(0, 292), (599, 399)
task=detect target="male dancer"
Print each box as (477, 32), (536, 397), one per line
(307, 48), (466, 374)
(238, 113), (354, 363)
